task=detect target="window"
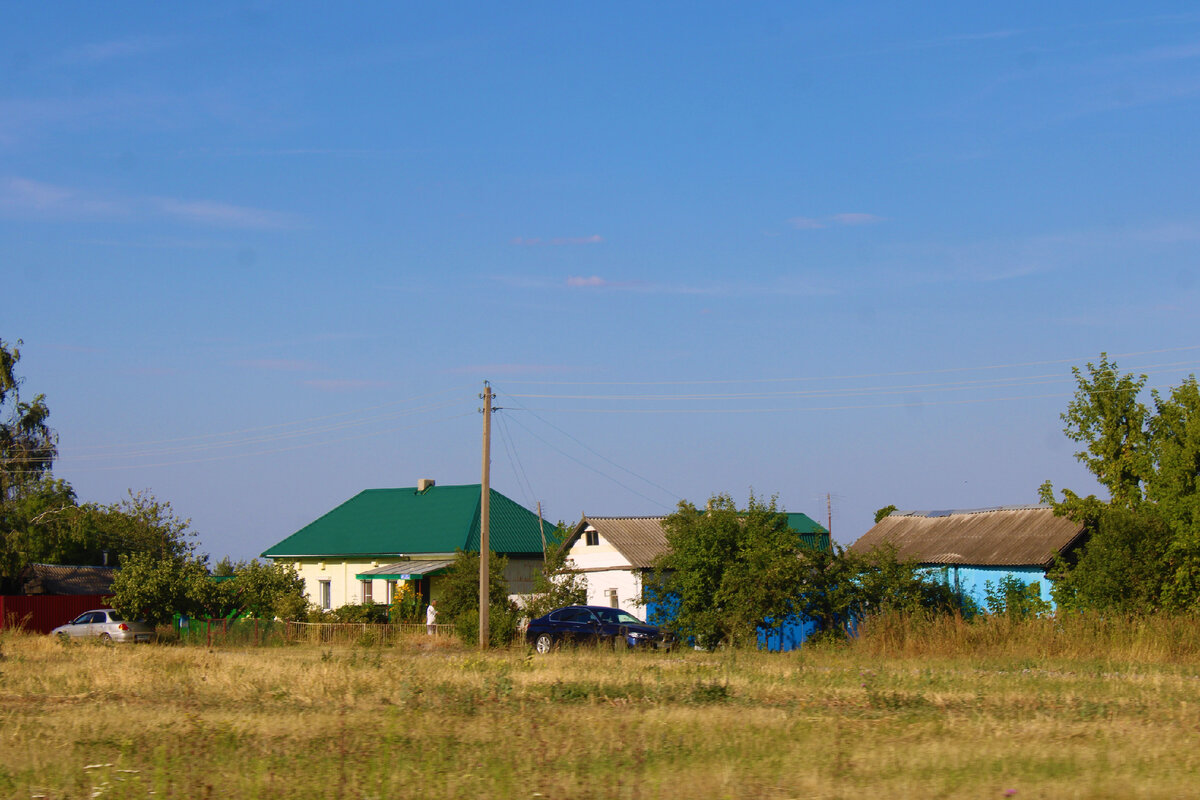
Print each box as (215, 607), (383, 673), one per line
(608, 590), (619, 608)
(361, 579), (374, 604)
(585, 528), (599, 546)
(319, 580), (331, 610)
(386, 580), (398, 604)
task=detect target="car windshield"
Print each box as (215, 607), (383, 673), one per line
(595, 608), (644, 625)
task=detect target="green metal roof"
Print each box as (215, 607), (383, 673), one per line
(261, 484), (548, 559)
(783, 512), (832, 552)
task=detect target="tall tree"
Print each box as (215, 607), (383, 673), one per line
(650, 493), (805, 648)
(1046, 357), (1200, 610)
(1148, 377), (1200, 608)
(1060, 353), (1150, 509)
(0, 339), (57, 503)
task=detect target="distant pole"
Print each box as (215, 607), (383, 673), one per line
(826, 492), (832, 536)
(479, 381), (493, 650)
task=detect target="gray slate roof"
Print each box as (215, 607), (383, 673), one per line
(571, 517), (669, 569)
(849, 505), (1086, 568)
(21, 564), (117, 595)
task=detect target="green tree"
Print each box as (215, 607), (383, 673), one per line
(109, 551), (213, 625)
(524, 524), (588, 621)
(873, 505), (898, 524)
(853, 543), (964, 617)
(650, 493), (808, 648)
(1045, 356), (1200, 610)
(223, 560), (308, 620)
(1148, 377), (1200, 607)
(439, 548), (520, 646)
(1049, 505), (1173, 612)
(1060, 354), (1150, 509)
(0, 339), (57, 503)
(983, 575), (1052, 618)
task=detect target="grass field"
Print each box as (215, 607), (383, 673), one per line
(4, 614), (1200, 799)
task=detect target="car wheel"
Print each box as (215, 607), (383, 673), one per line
(99, 633), (112, 643)
(534, 633), (554, 654)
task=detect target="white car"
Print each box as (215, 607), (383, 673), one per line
(50, 609), (156, 643)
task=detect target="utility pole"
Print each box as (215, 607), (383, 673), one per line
(479, 381), (494, 650)
(826, 492), (832, 536)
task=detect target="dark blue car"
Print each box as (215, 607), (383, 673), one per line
(525, 605), (674, 653)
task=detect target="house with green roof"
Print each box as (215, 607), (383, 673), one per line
(261, 480), (548, 611)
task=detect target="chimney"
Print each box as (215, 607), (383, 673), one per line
(417, 478), (436, 493)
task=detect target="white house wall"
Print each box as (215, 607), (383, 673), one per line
(288, 557), (540, 611)
(566, 525), (647, 618)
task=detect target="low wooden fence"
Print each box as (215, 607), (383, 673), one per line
(179, 618), (456, 646)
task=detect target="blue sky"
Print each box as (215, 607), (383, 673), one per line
(4, 3), (1200, 560)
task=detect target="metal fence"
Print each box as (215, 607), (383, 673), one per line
(178, 617), (456, 646)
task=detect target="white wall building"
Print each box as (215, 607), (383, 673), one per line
(562, 516), (669, 618)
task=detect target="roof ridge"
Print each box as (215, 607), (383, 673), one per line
(897, 504), (1050, 517)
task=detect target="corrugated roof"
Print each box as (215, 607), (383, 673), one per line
(578, 517), (670, 568)
(261, 484), (547, 558)
(849, 504), (1086, 568)
(573, 511), (832, 568)
(21, 564), (117, 595)
(356, 559), (456, 579)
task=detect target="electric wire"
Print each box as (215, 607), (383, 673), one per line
(53, 400), (465, 462)
(495, 411), (538, 514)
(58, 411), (476, 471)
(505, 360), (1200, 402)
(497, 389), (682, 506)
(499, 345), (1200, 386)
(64, 383), (475, 452)
(498, 409), (675, 512)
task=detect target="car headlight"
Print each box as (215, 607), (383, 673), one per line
(627, 631), (649, 639)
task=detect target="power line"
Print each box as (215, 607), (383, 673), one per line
(54, 400), (464, 462)
(497, 389), (682, 505)
(505, 360), (1200, 402)
(56, 417), (475, 472)
(65, 383), (475, 452)
(494, 411), (538, 513)
(499, 409), (675, 512)
(499, 345), (1200, 387)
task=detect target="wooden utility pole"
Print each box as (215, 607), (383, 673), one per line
(479, 382), (493, 650)
(826, 492), (832, 536)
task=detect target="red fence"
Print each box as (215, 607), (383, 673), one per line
(0, 595), (112, 634)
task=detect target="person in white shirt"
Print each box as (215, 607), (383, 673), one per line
(426, 600), (437, 635)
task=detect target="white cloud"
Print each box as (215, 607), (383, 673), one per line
(829, 213), (885, 226)
(789, 213), (885, 230)
(0, 175), (295, 230)
(302, 379), (392, 392)
(511, 234), (603, 246)
(566, 275), (609, 288)
(234, 359), (322, 372)
(57, 36), (176, 65)
(155, 198), (295, 230)
(0, 177), (122, 216)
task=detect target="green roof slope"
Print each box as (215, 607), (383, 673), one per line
(784, 512), (832, 552)
(261, 484), (547, 558)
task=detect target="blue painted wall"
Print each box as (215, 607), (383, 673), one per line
(926, 564), (1054, 610)
(757, 617), (822, 651)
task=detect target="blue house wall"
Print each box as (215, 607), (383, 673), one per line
(928, 564), (1054, 610)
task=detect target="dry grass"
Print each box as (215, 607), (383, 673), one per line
(3, 619), (1200, 799)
